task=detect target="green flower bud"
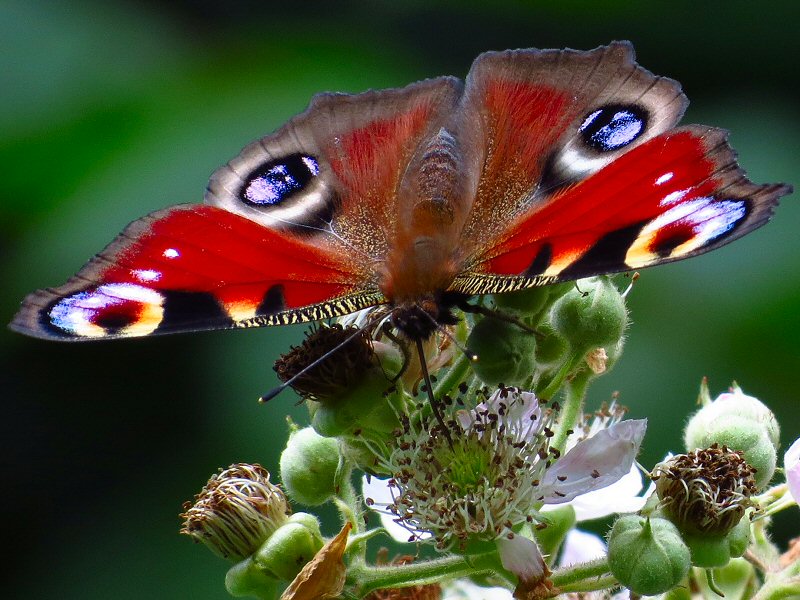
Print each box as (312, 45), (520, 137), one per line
(550, 277), (627, 355)
(180, 464), (290, 561)
(681, 513), (751, 568)
(684, 385), (779, 488)
(225, 557), (280, 599)
(309, 341), (403, 438)
(686, 384), (779, 449)
(466, 316), (536, 387)
(491, 282), (572, 322)
(279, 427), (340, 506)
(532, 323), (569, 367)
(254, 512), (324, 581)
(653, 446), (756, 535)
(608, 515), (691, 596)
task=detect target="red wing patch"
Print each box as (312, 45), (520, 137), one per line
(11, 205), (383, 340)
(453, 126), (790, 292)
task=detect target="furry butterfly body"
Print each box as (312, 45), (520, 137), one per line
(10, 42), (791, 342)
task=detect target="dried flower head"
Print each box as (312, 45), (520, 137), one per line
(652, 444), (757, 534)
(274, 324), (374, 400)
(181, 463), (290, 560)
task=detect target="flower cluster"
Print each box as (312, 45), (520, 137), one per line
(177, 277), (800, 600)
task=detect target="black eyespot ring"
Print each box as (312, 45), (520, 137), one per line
(579, 104), (648, 152)
(240, 154), (320, 206)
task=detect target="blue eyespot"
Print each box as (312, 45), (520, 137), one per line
(241, 154), (320, 206)
(579, 104), (648, 152)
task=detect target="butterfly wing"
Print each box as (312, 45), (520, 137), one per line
(449, 42), (791, 294)
(12, 77), (461, 340)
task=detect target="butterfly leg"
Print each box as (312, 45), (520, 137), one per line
(457, 298), (540, 336)
(379, 322), (411, 383)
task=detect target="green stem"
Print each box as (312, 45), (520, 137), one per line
(558, 574), (618, 593)
(550, 369), (591, 458)
(751, 558), (800, 600)
(433, 351), (472, 399)
(550, 557), (611, 589)
(352, 550), (503, 597)
(538, 354), (580, 401)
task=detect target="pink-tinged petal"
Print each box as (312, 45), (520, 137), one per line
(459, 388), (544, 439)
(361, 475), (432, 542)
(784, 437), (800, 503)
(539, 420), (647, 504)
(442, 580), (513, 599)
(559, 529), (607, 566)
(496, 533), (545, 583)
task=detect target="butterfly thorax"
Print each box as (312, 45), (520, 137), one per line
(379, 127), (474, 339)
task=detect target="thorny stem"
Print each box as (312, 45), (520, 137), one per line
(550, 557), (612, 589)
(351, 550), (504, 597)
(558, 574), (618, 594)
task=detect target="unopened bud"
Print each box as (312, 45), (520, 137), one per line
(607, 515), (691, 596)
(254, 513), (324, 581)
(279, 427), (341, 506)
(467, 316), (536, 387)
(550, 277), (627, 355)
(684, 384), (779, 489)
(180, 464), (290, 561)
(491, 282), (572, 323)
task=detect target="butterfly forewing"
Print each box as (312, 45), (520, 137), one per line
(452, 126), (789, 294)
(10, 205), (384, 340)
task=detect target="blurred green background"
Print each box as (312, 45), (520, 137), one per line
(2, 1), (798, 598)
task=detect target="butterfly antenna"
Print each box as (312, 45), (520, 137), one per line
(414, 337), (454, 448)
(259, 311), (387, 404)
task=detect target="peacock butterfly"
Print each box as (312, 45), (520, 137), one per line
(9, 41), (792, 343)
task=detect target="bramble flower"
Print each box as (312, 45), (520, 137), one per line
(364, 387), (646, 586)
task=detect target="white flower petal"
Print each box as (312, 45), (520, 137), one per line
(784, 437), (800, 503)
(559, 529), (607, 566)
(566, 463), (646, 521)
(496, 533), (545, 583)
(361, 475), (431, 542)
(539, 419), (647, 504)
